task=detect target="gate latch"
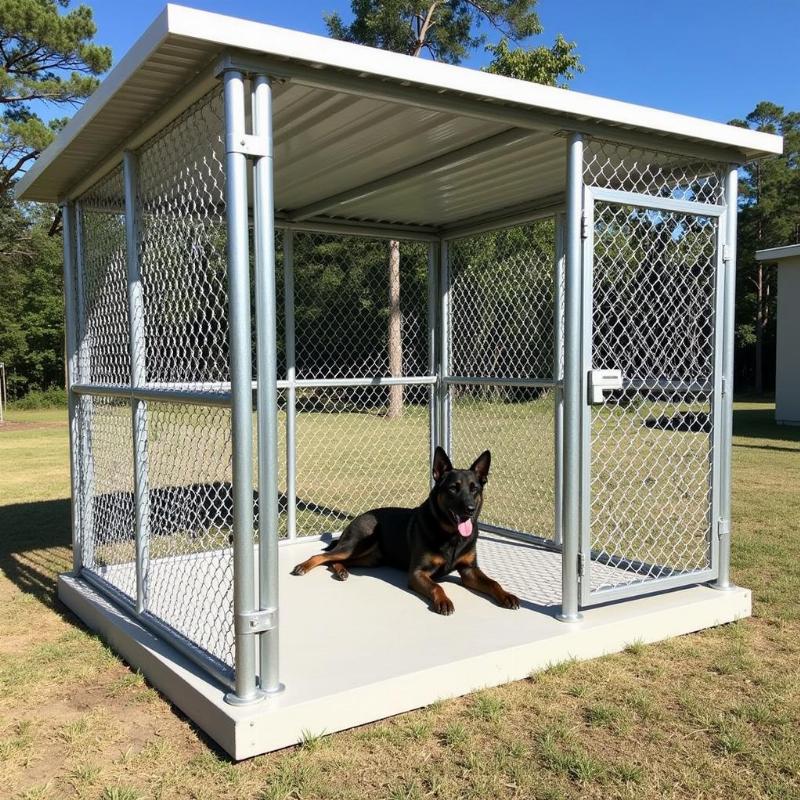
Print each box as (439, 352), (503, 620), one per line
(588, 369), (623, 404)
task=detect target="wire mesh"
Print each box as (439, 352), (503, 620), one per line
(292, 232), (429, 380)
(140, 402), (235, 668)
(137, 88), (229, 391)
(76, 167), (129, 385)
(588, 200), (717, 594)
(447, 221), (558, 541)
(584, 139), (723, 205)
(76, 395), (135, 598)
(449, 221), (557, 381)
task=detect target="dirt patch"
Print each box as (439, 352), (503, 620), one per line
(0, 420), (66, 433)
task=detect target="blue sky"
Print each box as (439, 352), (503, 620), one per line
(86, 0), (799, 124)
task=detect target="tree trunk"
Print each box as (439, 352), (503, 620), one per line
(387, 239), (403, 418)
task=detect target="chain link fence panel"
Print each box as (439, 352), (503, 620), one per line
(588, 198), (718, 595)
(448, 221), (558, 541)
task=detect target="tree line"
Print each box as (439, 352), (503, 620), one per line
(0, 1), (796, 402)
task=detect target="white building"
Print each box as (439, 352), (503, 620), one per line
(755, 244), (800, 425)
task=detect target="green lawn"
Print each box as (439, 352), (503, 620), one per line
(0, 400), (799, 799)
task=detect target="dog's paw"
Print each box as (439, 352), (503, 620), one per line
(330, 565), (349, 581)
(500, 592), (520, 610)
(432, 596), (455, 616)
(290, 564), (307, 576)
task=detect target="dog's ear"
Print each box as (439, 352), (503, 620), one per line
(432, 446), (453, 482)
(470, 450), (491, 485)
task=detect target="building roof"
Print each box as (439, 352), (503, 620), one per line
(755, 244), (800, 263)
(16, 4), (783, 230)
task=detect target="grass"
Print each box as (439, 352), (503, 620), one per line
(0, 399), (799, 799)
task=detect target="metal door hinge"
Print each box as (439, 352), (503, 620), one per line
(581, 213), (589, 240)
(577, 552), (586, 578)
(722, 244), (733, 263)
(235, 607), (277, 635)
(721, 376), (728, 396)
(717, 519), (731, 539)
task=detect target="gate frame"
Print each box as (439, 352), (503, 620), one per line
(577, 185), (727, 607)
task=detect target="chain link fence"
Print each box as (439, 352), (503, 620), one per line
(583, 141), (721, 597)
(448, 220), (559, 541)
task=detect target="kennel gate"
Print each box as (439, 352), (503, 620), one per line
(59, 72), (738, 705)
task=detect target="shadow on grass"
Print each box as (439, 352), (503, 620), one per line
(0, 498), (71, 608)
(732, 406), (800, 446)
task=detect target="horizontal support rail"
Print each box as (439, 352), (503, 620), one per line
(587, 186), (725, 217)
(280, 375), (437, 389)
(621, 377), (714, 394)
(445, 376), (560, 388)
(80, 569), (235, 690)
(276, 217), (440, 242)
(479, 522), (562, 553)
(71, 383), (233, 408)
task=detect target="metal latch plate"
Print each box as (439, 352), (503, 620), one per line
(225, 133), (270, 158)
(588, 369), (623, 404)
(235, 607), (277, 635)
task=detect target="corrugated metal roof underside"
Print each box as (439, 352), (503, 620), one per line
(16, 5), (783, 231)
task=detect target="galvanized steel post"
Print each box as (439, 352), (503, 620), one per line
(123, 150), (151, 615)
(62, 202), (83, 574)
(252, 73), (283, 694)
(223, 69), (262, 705)
(437, 240), (451, 453)
(74, 201), (95, 570)
(283, 229), (297, 540)
(553, 212), (565, 548)
(557, 133), (584, 622)
(712, 166), (738, 591)
(427, 241), (438, 473)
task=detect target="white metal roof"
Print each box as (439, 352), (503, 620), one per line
(16, 4), (783, 230)
(755, 244), (800, 263)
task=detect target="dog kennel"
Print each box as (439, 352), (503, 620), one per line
(17, 5), (781, 758)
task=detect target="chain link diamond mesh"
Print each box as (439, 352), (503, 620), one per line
(140, 403), (235, 668)
(584, 139), (723, 205)
(447, 221), (558, 541)
(76, 167), (129, 385)
(77, 395), (135, 598)
(137, 88), (229, 390)
(292, 233), (429, 380)
(588, 200), (717, 594)
(449, 221), (556, 380)
(450, 385), (555, 539)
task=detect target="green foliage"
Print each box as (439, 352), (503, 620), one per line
(8, 385), (66, 408)
(324, 1), (582, 86)
(484, 34), (582, 86)
(325, 0), (542, 62)
(729, 102), (800, 390)
(0, 1), (110, 399)
(0, 0), (111, 190)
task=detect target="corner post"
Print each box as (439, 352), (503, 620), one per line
(437, 239), (451, 453)
(222, 69), (262, 705)
(427, 241), (439, 473)
(558, 132), (585, 622)
(252, 73), (283, 694)
(712, 166), (738, 591)
(62, 201), (82, 574)
(123, 150), (151, 615)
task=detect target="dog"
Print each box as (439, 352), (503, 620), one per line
(290, 447), (520, 615)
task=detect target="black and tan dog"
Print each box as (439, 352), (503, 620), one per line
(290, 447), (519, 615)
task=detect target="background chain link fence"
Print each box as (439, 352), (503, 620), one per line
(448, 220), (558, 541)
(584, 140), (721, 596)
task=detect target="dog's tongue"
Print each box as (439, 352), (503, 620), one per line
(457, 519), (472, 537)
